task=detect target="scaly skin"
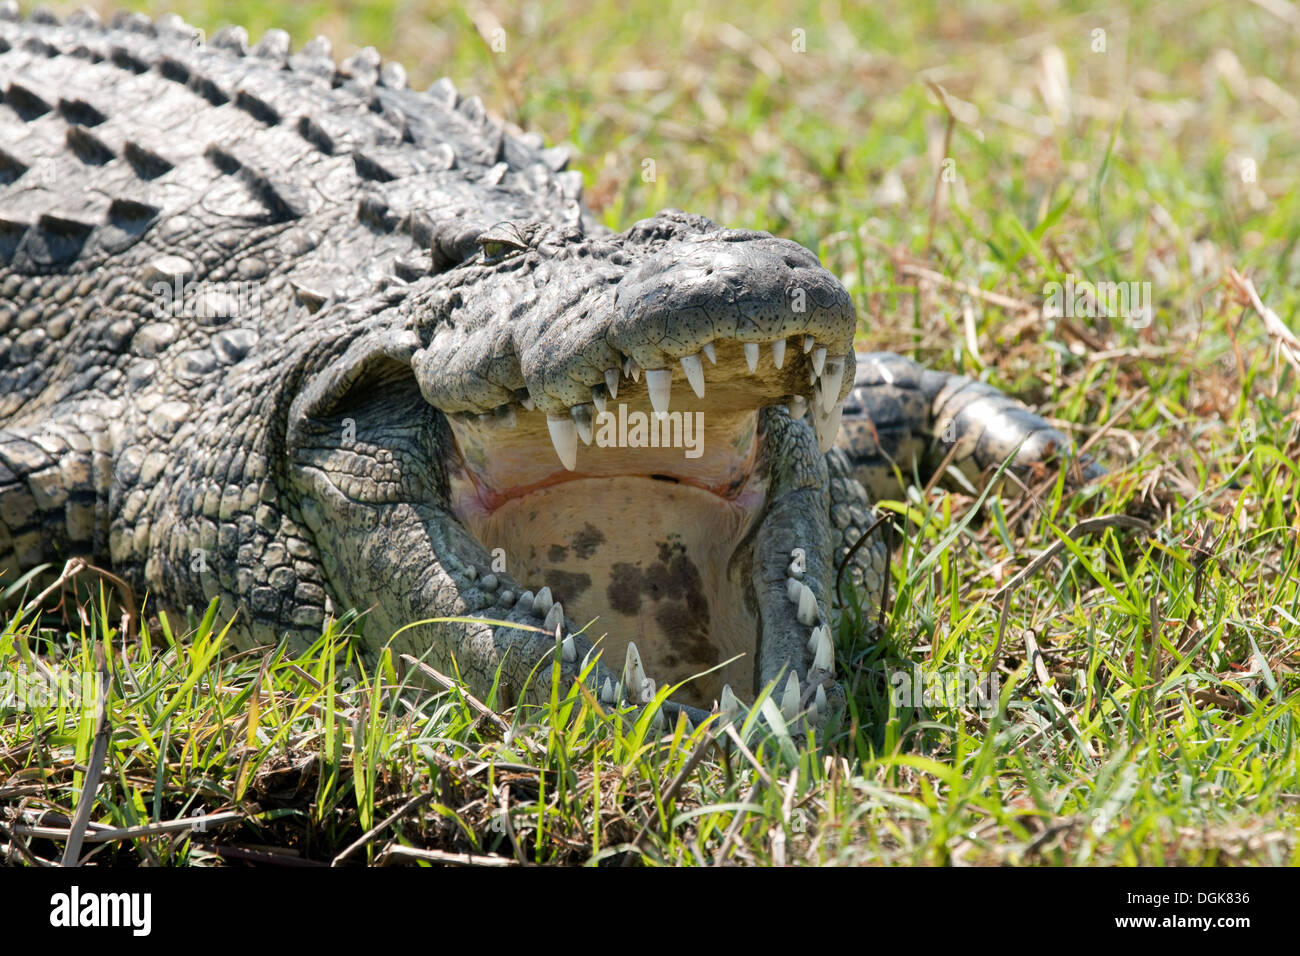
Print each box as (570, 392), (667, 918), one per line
(0, 6), (1099, 727)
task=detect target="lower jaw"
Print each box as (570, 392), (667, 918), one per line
(457, 475), (765, 707)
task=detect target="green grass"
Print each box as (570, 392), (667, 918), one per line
(2, 0), (1298, 865)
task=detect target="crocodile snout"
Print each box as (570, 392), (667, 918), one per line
(611, 228), (855, 371)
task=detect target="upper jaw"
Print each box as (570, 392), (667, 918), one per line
(412, 219), (860, 472)
(609, 229), (855, 371)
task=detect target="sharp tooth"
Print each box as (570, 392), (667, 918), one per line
(813, 627), (834, 672)
(591, 387), (607, 414)
(720, 684), (741, 719)
(771, 339), (786, 369)
(680, 353), (706, 398)
(806, 626), (819, 654)
(797, 583), (817, 626)
(624, 357), (641, 382)
(572, 403), (594, 445)
(781, 671), (800, 720)
(744, 342), (760, 373)
(813, 400), (844, 453)
(645, 368), (671, 417)
(623, 641), (647, 694)
(604, 367), (619, 399)
(702, 342), (717, 364)
(811, 347), (827, 377)
(815, 684), (827, 714)
(788, 395), (807, 419)
(546, 415), (579, 470)
(787, 577), (802, 603)
(561, 634), (576, 663)
(520, 395), (535, 411)
(601, 677), (617, 704)
(533, 586), (553, 617)
(819, 356), (845, 412)
(543, 601), (564, 633)
(803, 336), (815, 354)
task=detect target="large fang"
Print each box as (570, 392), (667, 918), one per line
(591, 388), (607, 414)
(803, 335), (815, 354)
(572, 403), (594, 445)
(623, 642), (648, 697)
(645, 368), (672, 417)
(605, 367), (620, 400)
(780, 672), (800, 720)
(744, 342), (760, 373)
(543, 601), (564, 633)
(680, 353), (706, 398)
(771, 339), (786, 369)
(807, 625), (824, 654)
(812, 627), (834, 672)
(811, 347), (827, 377)
(702, 342), (717, 364)
(546, 415), (578, 470)
(813, 400), (844, 453)
(819, 356), (845, 412)
(797, 583), (817, 626)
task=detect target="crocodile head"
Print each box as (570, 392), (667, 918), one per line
(288, 209), (860, 718)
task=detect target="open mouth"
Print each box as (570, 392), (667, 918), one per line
(284, 220), (859, 722)
(443, 333), (849, 708)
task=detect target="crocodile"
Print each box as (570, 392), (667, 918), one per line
(0, 6), (1100, 726)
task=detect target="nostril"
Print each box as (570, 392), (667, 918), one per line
(717, 228), (770, 243)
